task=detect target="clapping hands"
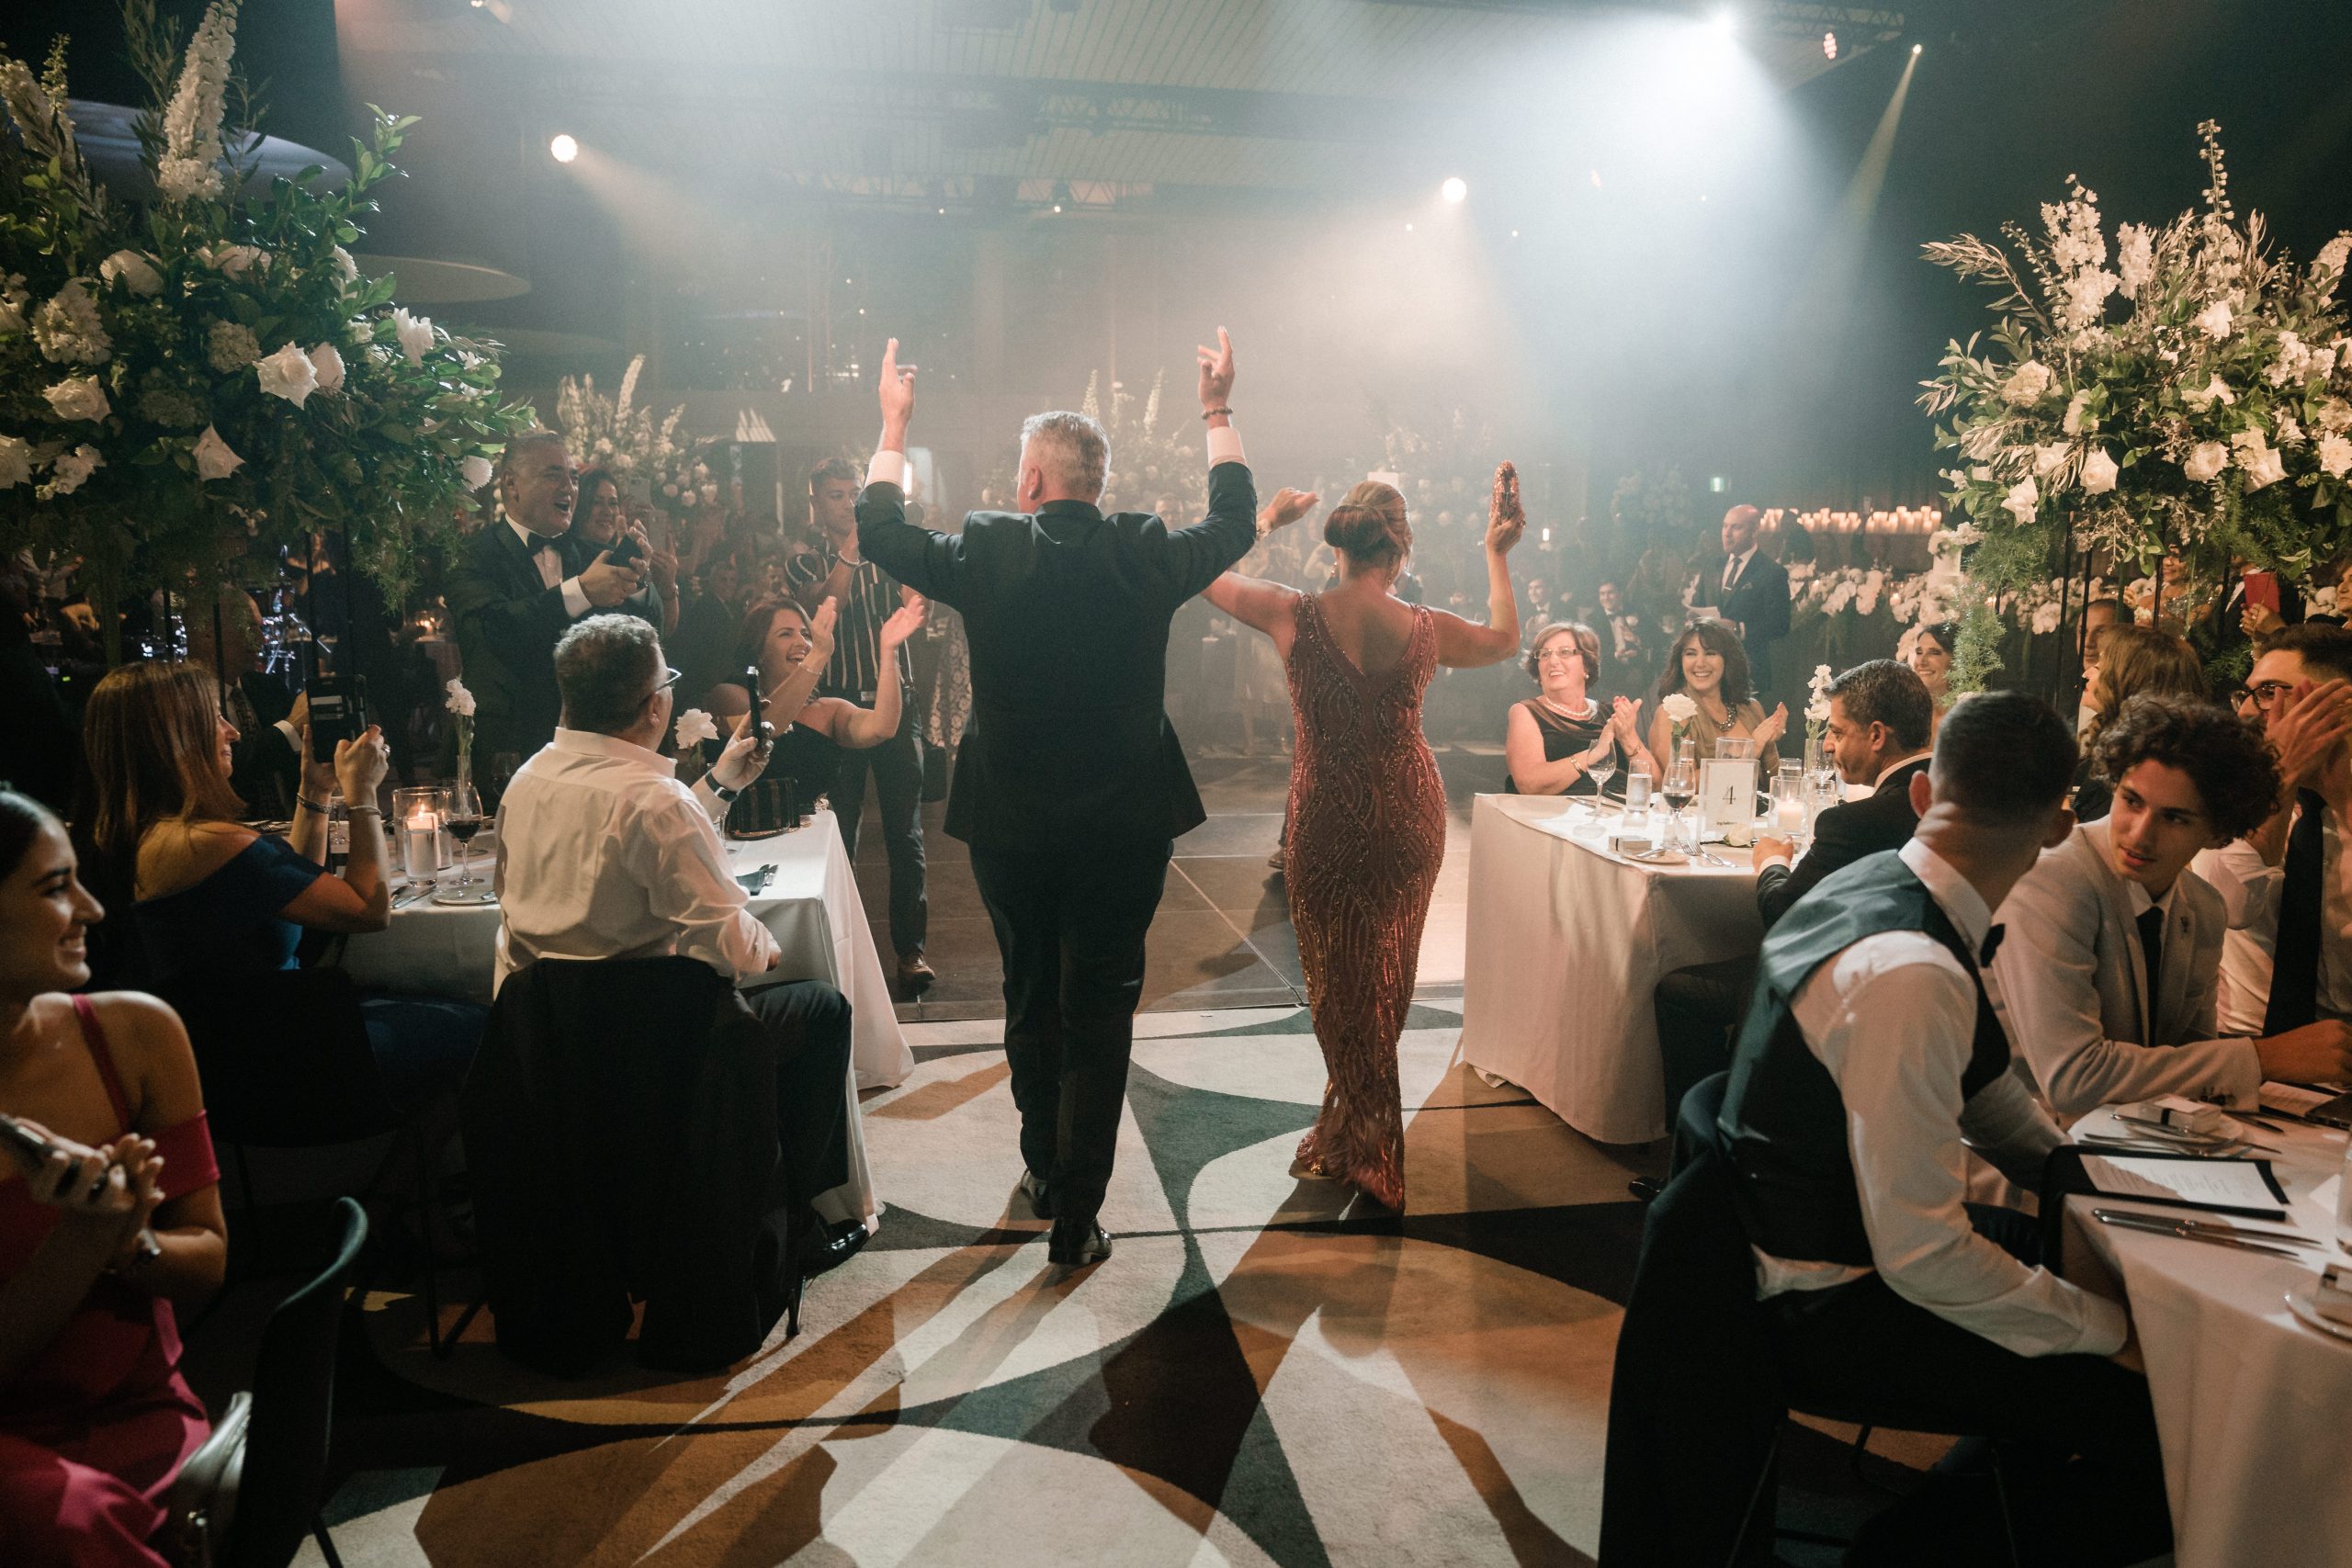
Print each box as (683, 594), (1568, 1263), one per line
(880, 593), (928, 649)
(1752, 703), (1791, 748)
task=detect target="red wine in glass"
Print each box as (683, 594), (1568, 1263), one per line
(446, 815), (481, 846)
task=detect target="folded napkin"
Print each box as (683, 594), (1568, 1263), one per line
(2119, 1094), (2229, 1136)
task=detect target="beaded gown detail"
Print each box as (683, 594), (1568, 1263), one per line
(1283, 594), (1446, 1210)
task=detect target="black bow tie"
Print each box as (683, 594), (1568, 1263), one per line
(528, 536), (561, 557)
(1978, 925), (2006, 967)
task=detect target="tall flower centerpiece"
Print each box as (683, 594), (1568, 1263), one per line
(1917, 122), (2352, 686)
(1804, 661), (1834, 751)
(0, 2), (534, 657)
(553, 354), (715, 516)
(444, 676), (475, 782)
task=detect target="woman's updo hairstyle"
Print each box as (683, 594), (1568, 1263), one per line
(1323, 480), (1411, 569)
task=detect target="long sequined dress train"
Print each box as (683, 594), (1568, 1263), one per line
(1283, 594), (1446, 1210)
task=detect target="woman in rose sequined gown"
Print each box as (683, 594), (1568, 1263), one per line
(1205, 470), (1526, 1208)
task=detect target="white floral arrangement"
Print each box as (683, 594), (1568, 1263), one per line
(1804, 663), (1834, 739)
(0, 3), (533, 656)
(444, 676), (475, 764)
(673, 706), (718, 749)
(555, 354), (714, 514)
(1658, 691), (1698, 746)
(1918, 122), (2352, 633)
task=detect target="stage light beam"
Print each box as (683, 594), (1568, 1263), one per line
(548, 133), (579, 164)
(1441, 176), (1468, 204)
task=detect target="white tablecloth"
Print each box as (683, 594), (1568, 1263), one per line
(2064, 1108), (2352, 1568)
(335, 809), (913, 1226)
(1458, 793), (1763, 1145)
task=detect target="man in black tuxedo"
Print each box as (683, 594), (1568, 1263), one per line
(856, 331), (1260, 1267)
(1692, 504), (1792, 709)
(447, 431), (660, 785)
(186, 584), (304, 819)
(1648, 659), (1935, 1156)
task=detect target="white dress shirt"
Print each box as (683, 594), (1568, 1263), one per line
(1753, 839), (2129, 1358)
(2322, 813), (2352, 1019)
(492, 728), (775, 993)
(1721, 547), (1755, 592)
(510, 519), (593, 619)
(2194, 837), (2279, 1035)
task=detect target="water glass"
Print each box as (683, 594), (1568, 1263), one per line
(392, 785), (447, 886)
(1623, 770), (1652, 830)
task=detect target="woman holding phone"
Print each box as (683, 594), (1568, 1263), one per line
(707, 594), (927, 790)
(0, 787), (227, 1565)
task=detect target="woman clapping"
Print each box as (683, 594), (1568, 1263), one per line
(1506, 621), (1659, 795)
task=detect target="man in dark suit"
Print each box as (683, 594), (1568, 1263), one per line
(186, 583), (304, 819)
(856, 331), (1259, 1267)
(1647, 660), (1934, 1163)
(1692, 504), (1792, 709)
(447, 431), (659, 785)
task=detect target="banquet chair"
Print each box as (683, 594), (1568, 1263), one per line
(461, 956), (806, 1376)
(160, 967), (459, 1356)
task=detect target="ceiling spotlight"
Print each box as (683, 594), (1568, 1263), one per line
(1441, 176), (1467, 204)
(548, 133), (578, 164)
(1912, 41), (1923, 54)
(1710, 7), (1736, 37)
(1822, 28), (1838, 59)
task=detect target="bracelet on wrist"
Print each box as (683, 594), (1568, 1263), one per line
(297, 795), (328, 814)
(1201, 406), (1232, 421)
(347, 806), (382, 818)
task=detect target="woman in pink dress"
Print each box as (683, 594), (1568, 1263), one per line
(1205, 469), (1526, 1208)
(0, 789), (227, 1566)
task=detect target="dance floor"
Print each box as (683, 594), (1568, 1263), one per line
(187, 964), (1939, 1566)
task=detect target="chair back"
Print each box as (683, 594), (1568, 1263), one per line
(1599, 1073), (1784, 1568)
(162, 969), (393, 1146)
(223, 1197), (369, 1568)
(463, 957), (790, 1375)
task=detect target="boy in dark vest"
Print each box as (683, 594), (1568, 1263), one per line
(1719, 690), (2170, 1565)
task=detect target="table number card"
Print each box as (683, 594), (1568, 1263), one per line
(1699, 757), (1758, 832)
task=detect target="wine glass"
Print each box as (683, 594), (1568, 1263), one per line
(1661, 754), (1698, 855)
(1584, 744), (1617, 823)
(442, 778), (488, 902)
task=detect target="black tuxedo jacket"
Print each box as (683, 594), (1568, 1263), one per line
(1698, 550), (1792, 694)
(1756, 756), (1929, 930)
(446, 523), (659, 763)
(224, 671), (300, 818)
(856, 462), (1258, 854)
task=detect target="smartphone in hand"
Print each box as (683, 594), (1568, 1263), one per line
(745, 664), (775, 742)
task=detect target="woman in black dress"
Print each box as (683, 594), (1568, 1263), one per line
(706, 595), (926, 795)
(1504, 621), (1658, 795)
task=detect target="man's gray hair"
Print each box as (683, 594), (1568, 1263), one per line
(1018, 411), (1110, 502)
(499, 427), (571, 483)
(554, 614), (663, 735)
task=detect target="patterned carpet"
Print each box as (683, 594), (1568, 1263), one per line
(197, 1000), (1921, 1567)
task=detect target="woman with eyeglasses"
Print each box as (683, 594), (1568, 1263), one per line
(1506, 621), (1658, 795)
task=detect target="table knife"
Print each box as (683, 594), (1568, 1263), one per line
(2091, 1207), (2318, 1248)
(2090, 1209), (2307, 1258)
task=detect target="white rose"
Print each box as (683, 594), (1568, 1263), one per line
(2319, 433), (2352, 479)
(2194, 299), (2233, 340)
(99, 251), (164, 296)
(460, 454), (493, 491)
(2277, 414), (2305, 446)
(332, 245), (359, 285)
(2182, 441), (2229, 483)
(1659, 693), (1698, 727)
(2001, 360), (2053, 406)
(2062, 389), (2091, 435)
(391, 307), (435, 367)
(2002, 475), (2040, 524)
(46, 443), (103, 496)
(202, 243), (267, 280)
(43, 375), (110, 423)
(2080, 447), (2120, 494)
(0, 434), (30, 488)
(193, 424), (244, 481)
(2033, 442), (2070, 476)
(309, 342), (345, 395)
(2182, 374), (2236, 411)
(445, 677), (477, 717)
(254, 341), (320, 407)
(673, 707), (719, 749)
(2242, 445), (2287, 491)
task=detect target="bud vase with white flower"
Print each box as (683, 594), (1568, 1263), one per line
(1804, 663), (1835, 770)
(1658, 692), (1699, 750)
(673, 707), (721, 779)
(445, 677), (476, 782)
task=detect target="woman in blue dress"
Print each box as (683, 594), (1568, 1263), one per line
(76, 662), (480, 1111)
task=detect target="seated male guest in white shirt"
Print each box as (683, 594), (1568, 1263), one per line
(2192, 624), (2352, 1033)
(1992, 692), (2352, 1117)
(1720, 692), (2168, 1566)
(492, 613), (864, 1269)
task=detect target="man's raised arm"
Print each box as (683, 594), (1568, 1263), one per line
(857, 337), (966, 604)
(1160, 326), (1259, 601)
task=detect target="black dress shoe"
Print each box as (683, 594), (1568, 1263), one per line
(1016, 1169), (1055, 1220)
(797, 1217), (872, 1280)
(1046, 1221), (1112, 1267)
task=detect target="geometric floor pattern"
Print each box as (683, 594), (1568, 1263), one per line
(235, 1000), (1920, 1566)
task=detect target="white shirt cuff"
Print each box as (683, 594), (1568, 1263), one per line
(274, 718), (303, 755)
(1206, 424), (1245, 468)
(1755, 852), (1793, 875)
(560, 577), (591, 618)
(867, 448), (910, 491)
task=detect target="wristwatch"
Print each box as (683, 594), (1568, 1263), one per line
(708, 778), (741, 803)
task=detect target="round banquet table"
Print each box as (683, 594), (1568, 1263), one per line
(1459, 792), (1764, 1145)
(334, 809), (913, 1228)
(2062, 1105), (2352, 1566)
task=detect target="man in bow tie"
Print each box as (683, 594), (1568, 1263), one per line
(448, 430), (663, 787)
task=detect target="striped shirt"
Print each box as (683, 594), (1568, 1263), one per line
(784, 542), (913, 700)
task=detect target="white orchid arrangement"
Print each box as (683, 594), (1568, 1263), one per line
(1804, 663), (1834, 747)
(554, 354), (715, 514)
(444, 676), (475, 765)
(0, 1), (534, 657)
(1919, 122), (2352, 662)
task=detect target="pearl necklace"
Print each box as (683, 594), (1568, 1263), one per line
(1538, 694), (1598, 723)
